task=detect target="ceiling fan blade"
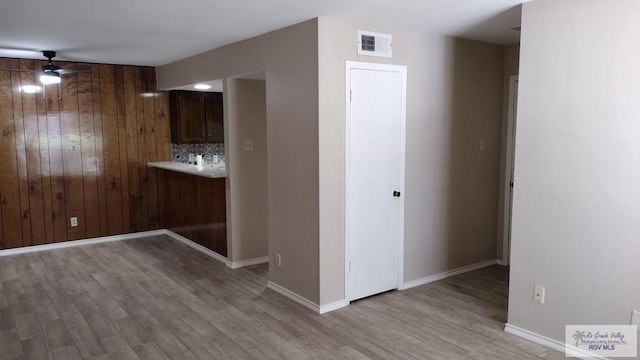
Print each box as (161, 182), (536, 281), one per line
(56, 67), (89, 75)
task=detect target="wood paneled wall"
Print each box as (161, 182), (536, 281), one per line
(0, 57), (170, 249)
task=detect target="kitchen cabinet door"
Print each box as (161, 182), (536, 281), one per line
(170, 91), (224, 144)
(205, 92), (224, 143)
(170, 91), (206, 143)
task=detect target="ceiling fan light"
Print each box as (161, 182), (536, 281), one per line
(40, 72), (61, 85)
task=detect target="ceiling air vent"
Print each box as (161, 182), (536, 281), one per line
(357, 30), (392, 58)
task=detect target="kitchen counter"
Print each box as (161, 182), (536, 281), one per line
(148, 161), (226, 178)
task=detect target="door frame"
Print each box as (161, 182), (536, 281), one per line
(501, 75), (519, 265)
(344, 61), (407, 301)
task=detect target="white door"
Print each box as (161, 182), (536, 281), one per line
(346, 61), (406, 301)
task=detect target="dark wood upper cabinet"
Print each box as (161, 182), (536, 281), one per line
(170, 91), (224, 144)
(205, 92), (224, 143)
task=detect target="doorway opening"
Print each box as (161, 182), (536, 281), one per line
(225, 73), (269, 274)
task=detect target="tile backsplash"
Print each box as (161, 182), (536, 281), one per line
(171, 143), (225, 164)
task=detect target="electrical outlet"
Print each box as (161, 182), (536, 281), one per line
(533, 285), (545, 304)
(70, 217), (78, 227)
(276, 253), (281, 268)
(631, 310), (640, 328)
(243, 140), (254, 152)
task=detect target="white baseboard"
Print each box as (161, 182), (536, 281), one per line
(319, 299), (349, 314)
(227, 256), (269, 269)
(267, 281), (321, 313)
(266, 281), (349, 315)
(504, 323), (607, 360)
(163, 230), (230, 266)
(0, 230), (167, 257)
(164, 232), (270, 272)
(399, 259), (498, 290)
(496, 258), (508, 266)
(0, 228), (262, 273)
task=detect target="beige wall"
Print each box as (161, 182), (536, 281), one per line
(159, 17), (507, 308)
(509, 0), (640, 341)
(496, 44), (520, 260)
(318, 18), (505, 305)
(226, 79), (268, 262)
(157, 19), (320, 303)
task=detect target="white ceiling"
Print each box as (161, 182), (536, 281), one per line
(0, 0), (524, 67)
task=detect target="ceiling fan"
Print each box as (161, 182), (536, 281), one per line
(39, 50), (89, 85)
(40, 50), (64, 84)
(0, 49), (88, 99)
(0, 49), (87, 84)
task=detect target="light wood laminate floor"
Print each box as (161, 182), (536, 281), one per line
(0, 235), (563, 359)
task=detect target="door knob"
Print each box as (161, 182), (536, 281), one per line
(393, 191), (401, 197)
